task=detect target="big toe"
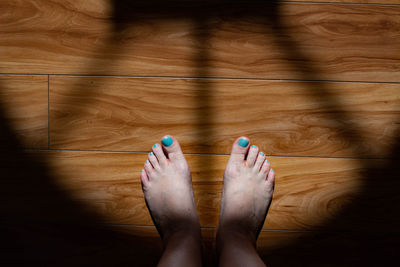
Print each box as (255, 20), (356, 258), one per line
(229, 136), (250, 162)
(161, 135), (184, 161)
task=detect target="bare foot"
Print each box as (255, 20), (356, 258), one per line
(140, 135), (200, 241)
(140, 135), (202, 266)
(218, 137), (275, 246)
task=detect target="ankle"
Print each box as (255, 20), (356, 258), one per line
(158, 224), (203, 267)
(217, 225), (257, 251)
(162, 222), (201, 245)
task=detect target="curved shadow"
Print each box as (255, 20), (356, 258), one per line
(258, 1), (400, 266)
(0, 90), (163, 266)
(1, 0), (399, 266)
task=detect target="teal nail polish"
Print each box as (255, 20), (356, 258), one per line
(238, 138), (249, 147)
(146, 160), (149, 163)
(266, 159), (270, 164)
(260, 152), (265, 156)
(141, 169), (144, 173)
(149, 152), (153, 156)
(251, 145), (257, 148)
(162, 136), (173, 147)
(153, 144), (159, 148)
(271, 169), (274, 172)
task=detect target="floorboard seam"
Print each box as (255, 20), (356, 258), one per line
(22, 148), (394, 160)
(1, 73), (400, 85)
(281, 0), (400, 7)
(47, 75), (50, 149)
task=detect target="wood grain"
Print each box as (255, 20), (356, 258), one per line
(12, 150), (391, 232)
(2, 221), (397, 266)
(50, 76), (400, 158)
(1, 1), (399, 82)
(1, 1), (399, 265)
(291, 0), (400, 3)
(0, 75), (48, 148)
(256, 229), (399, 267)
(0, 223), (163, 266)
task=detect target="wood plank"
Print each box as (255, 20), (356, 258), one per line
(50, 76), (400, 158)
(0, 75), (48, 148)
(4, 150), (395, 232)
(291, 0), (400, 3)
(1, 1), (399, 82)
(0, 223), (163, 267)
(256, 230), (399, 267)
(2, 222), (397, 266)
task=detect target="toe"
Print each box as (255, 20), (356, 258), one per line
(161, 135), (184, 162)
(267, 168), (275, 184)
(144, 159), (154, 175)
(254, 151), (266, 171)
(261, 159), (271, 174)
(152, 143), (167, 166)
(229, 136), (250, 163)
(246, 145), (259, 167)
(148, 151), (160, 170)
(140, 169), (150, 187)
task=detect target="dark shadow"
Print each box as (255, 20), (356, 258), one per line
(1, 0), (399, 266)
(0, 87), (162, 266)
(257, 1), (400, 266)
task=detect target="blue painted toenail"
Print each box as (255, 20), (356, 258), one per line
(149, 152), (153, 156)
(141, 169), (144, 173)
(266, 159), (270, 164)
(238, 138), (249, 147)
(271, 169), (274, 172)
(153, 144), (159, 148)
(162, 136), (173, 147)
(251, 145), (257, 148)
(146, 160), (149, 163)
(260, 152), (265, 156)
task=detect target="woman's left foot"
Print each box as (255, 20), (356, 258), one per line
(218, 137), (275, 245)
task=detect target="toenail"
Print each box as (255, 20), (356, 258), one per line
(251, 145), (257, 148)
(260, 152), (265, 156)
(141, 169), (144, 173)
(162, 136), (173, 147)
(146, 160), (149, 163)
(266, 159), (270, 164)
(153, 144), (159, 148)
(271, 168), (274, 172)
(149, 152), (153, 156)
(238, 138), (249, 147)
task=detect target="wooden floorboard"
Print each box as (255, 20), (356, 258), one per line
(1, 1), (399, 265)
(290, 0), (400, 3)
(2, 223), (397, 266)
(256, 229), (399, 267)
(1, 150), (396, 232)
(0, 75), (48, 149)
(1, 1), (399, 82)
(50, 76), (400, 158)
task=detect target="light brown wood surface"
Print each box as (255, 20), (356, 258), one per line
(1, 1), (399, 82)
(0, 75), (48, 148)
(1, 0), (399, 265)
(50, 76), (400, 158)
(16, 150), (388, 232)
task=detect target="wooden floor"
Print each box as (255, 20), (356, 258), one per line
(1, 0), (399, 266)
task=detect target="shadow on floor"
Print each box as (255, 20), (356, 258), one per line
(1, 0), (399, 266)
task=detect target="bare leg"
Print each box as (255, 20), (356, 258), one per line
(217, 137), (275, 267)
(140, 135), (202, 267)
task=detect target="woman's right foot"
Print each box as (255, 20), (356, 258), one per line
(140, 135), (200, 241)
(140, 135), (202, 267)
(217, 137), (275, 246)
